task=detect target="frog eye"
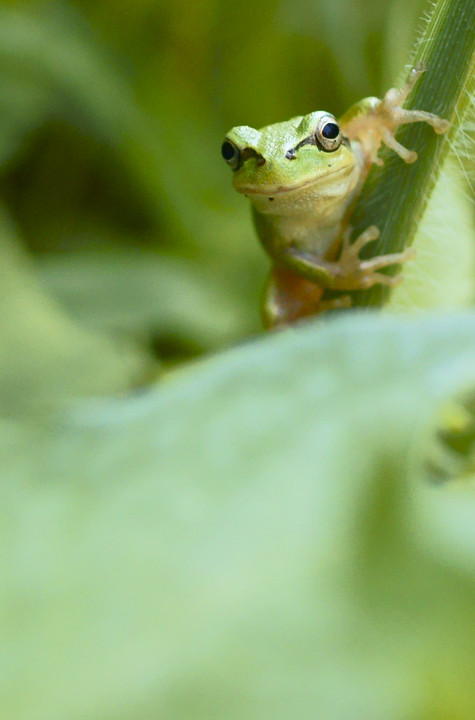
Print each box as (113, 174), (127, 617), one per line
(315, 115), (342, 152)
(221, 140), (241, 170)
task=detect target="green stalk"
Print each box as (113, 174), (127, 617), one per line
(349, 0), (475, 309)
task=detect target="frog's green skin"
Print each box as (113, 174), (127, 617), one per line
(226, 111), (363, 265)
(222, 65), (449, 327)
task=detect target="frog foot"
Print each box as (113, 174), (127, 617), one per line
(336, 226), (415, 289)
(352, 63), (450, 167)
(375, 63), (450, 164)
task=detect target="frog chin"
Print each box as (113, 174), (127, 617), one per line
(236, 176), (322, 197)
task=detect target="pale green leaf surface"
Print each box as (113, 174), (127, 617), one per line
(2, 313), (475, 719)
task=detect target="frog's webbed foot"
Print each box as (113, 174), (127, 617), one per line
(342, 63), (450, 167)
(334, 226), (415, 290)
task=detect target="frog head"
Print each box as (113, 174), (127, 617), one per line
(222, 111), (359, 211)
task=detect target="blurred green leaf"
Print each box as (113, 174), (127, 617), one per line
(0, 209), (150, 413)
(2, 313), (475, 718)
(38, 249), (261, 350)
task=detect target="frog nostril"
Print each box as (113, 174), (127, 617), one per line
(285, 149), (296, 160)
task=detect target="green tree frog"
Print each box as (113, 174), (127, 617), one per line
(221, 65), (449, 327)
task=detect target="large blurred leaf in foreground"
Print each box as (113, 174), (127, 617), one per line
(2, 313), (475, 719)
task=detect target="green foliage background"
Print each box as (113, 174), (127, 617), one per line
(0, 0), (436, 391)
(1, 0), (475, 718)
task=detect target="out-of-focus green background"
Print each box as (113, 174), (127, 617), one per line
(0, 0), (431, 406)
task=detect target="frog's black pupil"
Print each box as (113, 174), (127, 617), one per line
(322, 123), (339, 139)
(221, 141), (236, 161)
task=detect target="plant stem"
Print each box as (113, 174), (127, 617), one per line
(349, 0), (475, 308)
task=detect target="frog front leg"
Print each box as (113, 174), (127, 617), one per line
(339, 63), (450, 168)
(277, 225), (414, 292)
(263, 226), (413, 327)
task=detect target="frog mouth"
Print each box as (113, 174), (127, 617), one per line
(236, 164), (356, 197)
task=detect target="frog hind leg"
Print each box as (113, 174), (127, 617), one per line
(262, 266), (351, 329)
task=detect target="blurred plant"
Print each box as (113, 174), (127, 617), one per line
(2, 314), (475, 720)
